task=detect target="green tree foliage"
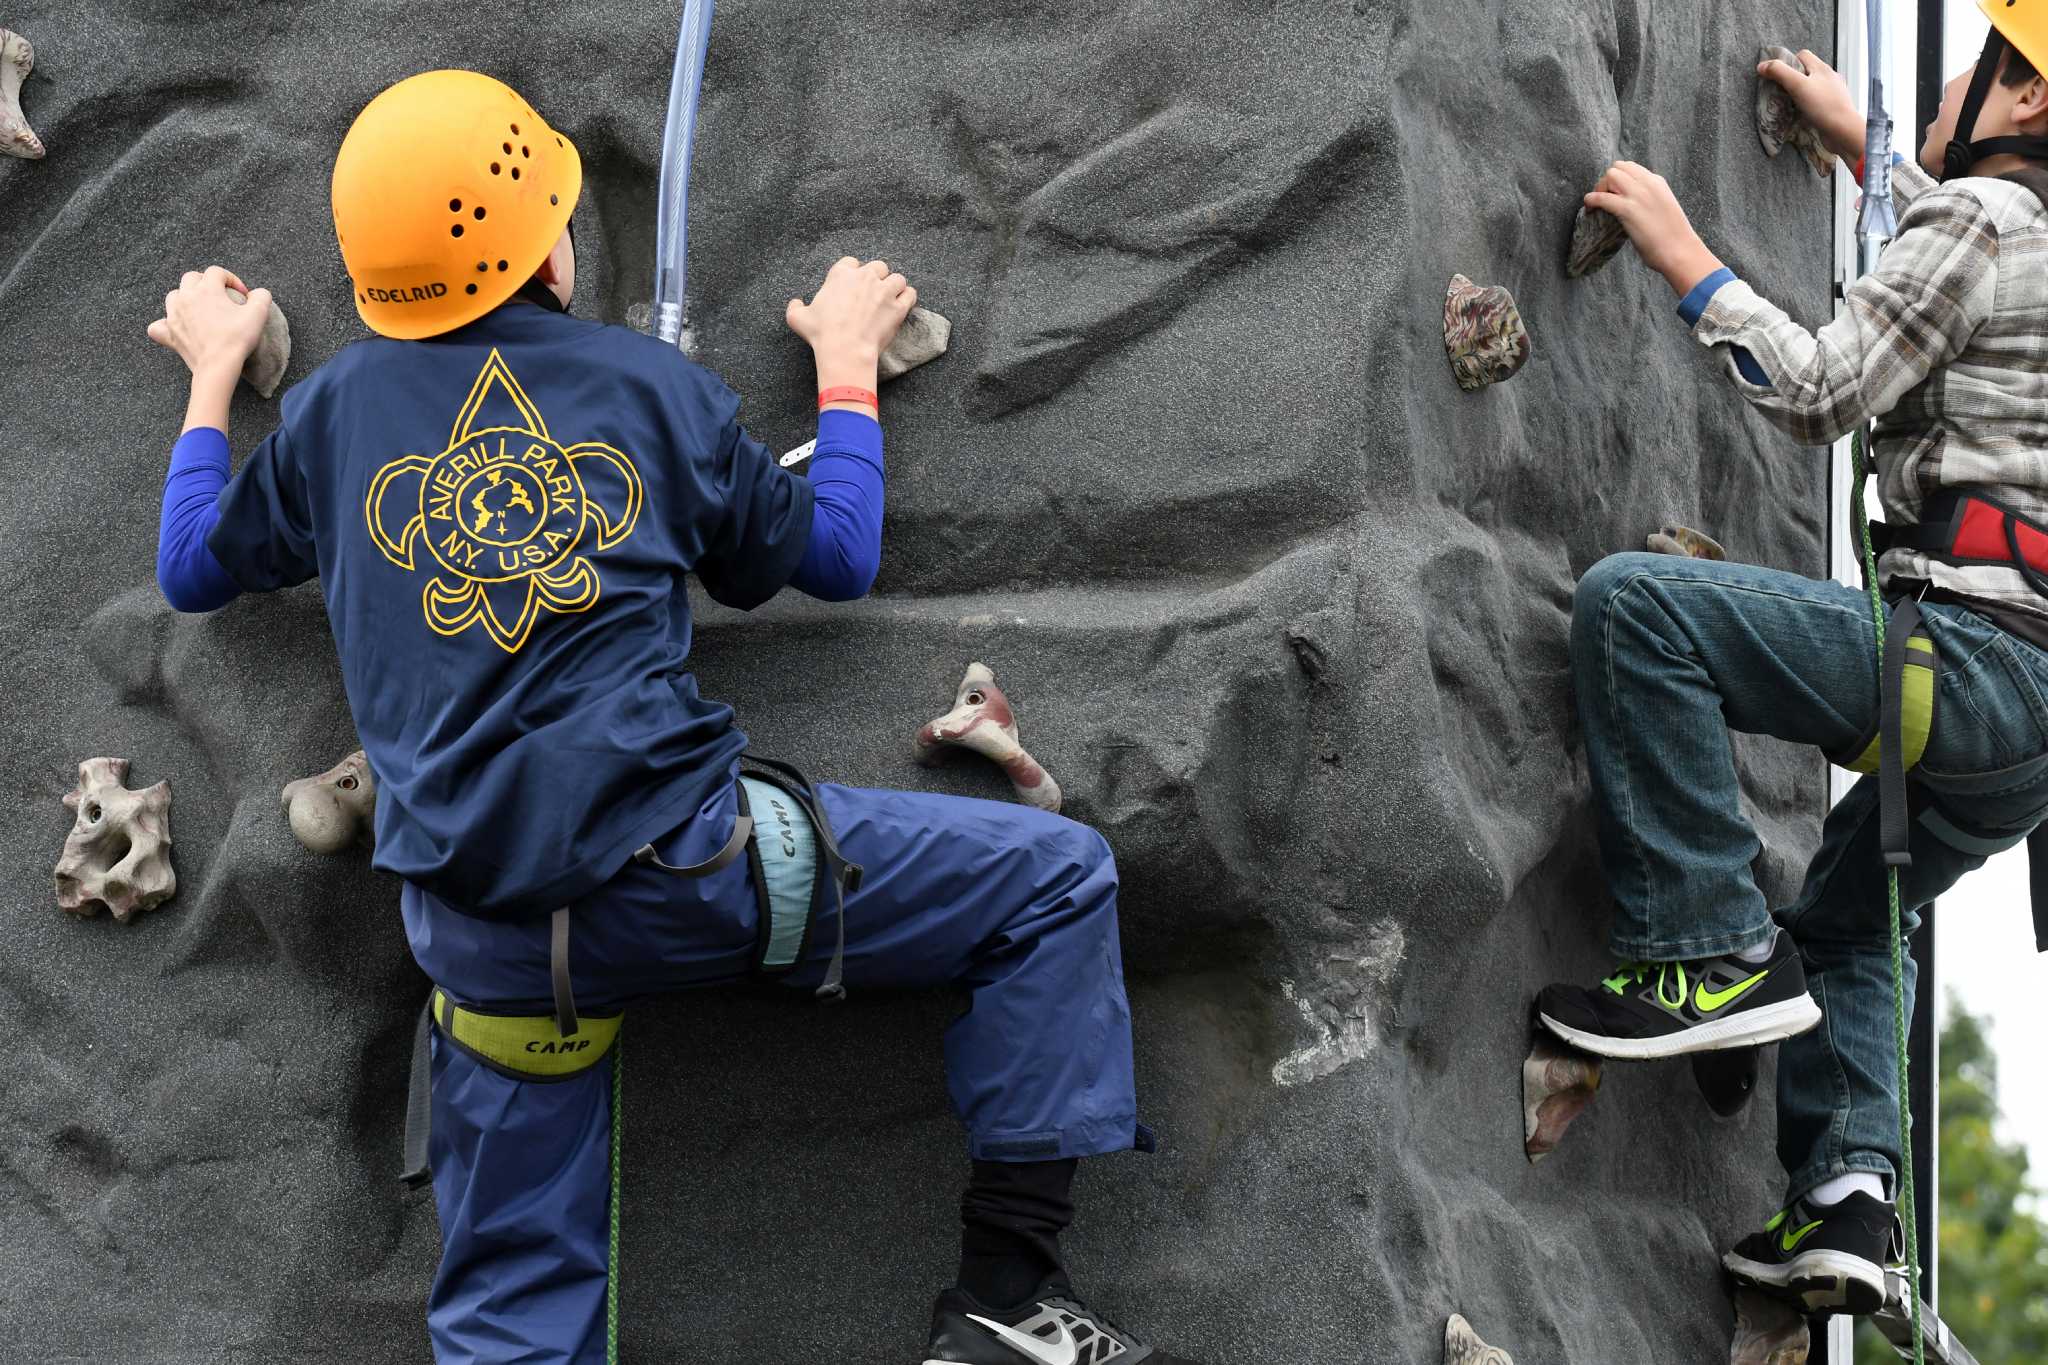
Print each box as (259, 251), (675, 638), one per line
(1858, 996), (2048, 1361)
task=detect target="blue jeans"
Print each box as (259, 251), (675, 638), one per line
(1572, 552), (2048, 1197)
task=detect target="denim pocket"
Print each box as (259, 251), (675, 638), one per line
(1921, 616), (2027, 777)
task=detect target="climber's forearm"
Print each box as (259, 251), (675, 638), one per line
(157, 426), (243, 613)
(181, 361), (239, 435)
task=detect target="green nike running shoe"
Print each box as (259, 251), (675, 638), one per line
(1535, 929), (1821, 1060)
(1723, 1189), (1897, 1315)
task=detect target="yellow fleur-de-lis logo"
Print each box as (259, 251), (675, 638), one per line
(364, 350), (644, 653)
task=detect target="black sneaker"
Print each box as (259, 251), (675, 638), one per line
(921, 1281), (1203, 1365)
(1722, 1189), (1896, 1315)
(1535, 929), (1821, 1060)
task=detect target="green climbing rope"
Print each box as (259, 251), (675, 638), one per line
(1852, 429), (1926, 1365)
(608, 1033), (622, 1365)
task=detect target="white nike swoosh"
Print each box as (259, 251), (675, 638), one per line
(967, 1313), (1078, 1365)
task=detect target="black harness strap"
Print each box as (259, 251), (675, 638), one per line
(550, 907), (578, 1039)
(401, 997), (435, 1187)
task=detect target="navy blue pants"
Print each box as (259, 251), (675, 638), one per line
(401, 777), (1138, 1364)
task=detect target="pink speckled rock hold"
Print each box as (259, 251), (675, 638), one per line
(1648, 523), (1728, 560)
(281, 749), (376, 854)
(1522, 1032), (1602, 1162)
(0, 28), (42, 160)
(915, 662), (1062, 812)
(1758, 46), (1838, 180)
(1444, 275), (1531, 392)
(1444, 1314), (1514, 1365)
(1730, 1286), (1810, 1364)
(1566, 204), (1630, 278)
(54, 758), (175, 922)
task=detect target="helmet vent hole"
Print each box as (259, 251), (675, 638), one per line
(550, 194), (559, 206)
(477, 261), (488, 272)
(491, 162), (502, 175)
(451, 224), (464, 238)
(497, 260), (509, 271)
(503, 141), (512, 154)
(555, 136), (563, 147)
(449, 198), (461, 212)
(466, 283), (478, 295)
(474, 206), (486, 221)
(511, 123), (520, 134)
(522, 146), (530, 158)
(510, 167), (521, 180)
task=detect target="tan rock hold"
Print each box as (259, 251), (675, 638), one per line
(0, 28), (43, 160)
(281, 749), (376, 854)
(915, 663), (1062, 812)
(1444, 1313), (1514, 1365)
(54, 759), (175, 922)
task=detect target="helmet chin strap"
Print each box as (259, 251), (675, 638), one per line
(1943, 27), (2048, 179)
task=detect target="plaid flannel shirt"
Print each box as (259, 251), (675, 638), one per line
(1690, 160), (2048, 629)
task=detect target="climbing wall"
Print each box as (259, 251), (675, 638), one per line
(0, 0), (1836, 1359)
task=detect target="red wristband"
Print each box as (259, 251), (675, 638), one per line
(1853, 155), (1866, 186)
(818, 386), (879, 412)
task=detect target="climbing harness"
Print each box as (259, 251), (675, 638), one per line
(396, 761), (862, 1365)
(653, 0), (716, 346)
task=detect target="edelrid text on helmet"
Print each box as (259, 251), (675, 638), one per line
(332, 70), (581, 340)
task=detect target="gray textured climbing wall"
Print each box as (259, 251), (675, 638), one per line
(0, 1), (1837, 1360)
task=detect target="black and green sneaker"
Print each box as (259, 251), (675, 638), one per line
(1723, 1190), (1896, 1315)
(1535, 929), (1821, 1060)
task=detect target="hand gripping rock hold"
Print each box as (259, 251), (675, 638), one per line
(0, 28), (42, 160)
(1443, 1314), (1514, 1365)
(54, 759), (176, 922)
(1758, 46), (1839, 181)
(915, 663), (1062, 812)
(281, 749), (376, 854)
(1444, 275), (1531, 391)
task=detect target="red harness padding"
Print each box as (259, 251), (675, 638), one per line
(1890, 489), (2048, 598)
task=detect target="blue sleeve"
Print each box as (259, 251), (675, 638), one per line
(789, 410), (884, 601)
(1677, 267), (1771, 386)
(694, 410), (820, 611)
(157, 428), (244, 613)
(205, 423), (320, 591)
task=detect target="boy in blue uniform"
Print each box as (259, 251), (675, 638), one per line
(149, 70), (1201, 1365)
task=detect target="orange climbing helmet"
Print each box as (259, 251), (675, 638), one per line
(1981, 0), (2048, 79)
(332, 70), (582, 340)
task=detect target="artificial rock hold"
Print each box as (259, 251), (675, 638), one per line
(241, 294), (292, 399)
(1758, 47), (1838, 180)
(1444, 1314), (1514, 1365)
(0, 28), (42, 160)
(1647, 523), (1728, 560)
(1522, 1032), (1603, 1163)
(281, 749), (376, 854)
(54, 758), (175, 922)
(915, 662), (1063, 812)
(1565, 204), (1630, 280)
(1729, 1286), (1810, 1365)
(879, 305), (951, 381)
(1443, 275), (1531, 392)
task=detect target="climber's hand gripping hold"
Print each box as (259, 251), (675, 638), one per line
(1757, 48), (1866, 161)
(146, 266), (272, 433)
(1582, 161), (1726, 299)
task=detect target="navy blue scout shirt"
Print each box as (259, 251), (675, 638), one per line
(206, 298), (817, 919)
